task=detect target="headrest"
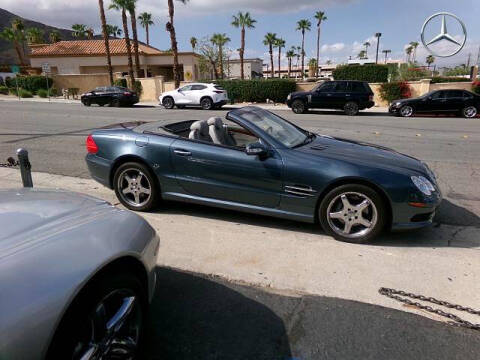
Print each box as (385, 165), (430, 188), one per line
(190, 120), (209, 135)
(207, 117), (223, 129)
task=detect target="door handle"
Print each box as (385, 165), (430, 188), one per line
(173, 149), (192, 156)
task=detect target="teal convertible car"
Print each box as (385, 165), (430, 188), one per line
(86, 107), (441, 243)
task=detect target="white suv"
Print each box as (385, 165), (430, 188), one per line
(159, 83), (229, 110)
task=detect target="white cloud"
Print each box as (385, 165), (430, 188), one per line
(321, 42), (346, 53)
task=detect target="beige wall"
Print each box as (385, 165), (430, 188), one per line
(52, 74), (110, 94)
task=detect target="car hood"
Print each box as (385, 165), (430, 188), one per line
(0, 189), (117, 256)
(297, 135), (427, 175)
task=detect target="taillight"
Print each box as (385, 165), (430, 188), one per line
(214, 90), (224, 94)
(124, 91), (132, 96)
(86, 134), (98, 154)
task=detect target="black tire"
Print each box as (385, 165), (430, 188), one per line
(200, 97), (214, 110)
(399, 105), (414, 117)
(344, 101), (359, 116)
(462, 105), (478, 118)
(319, 184), (387, 244)
(83, 99), (91, 107)
(291, 99), (306, 114)
(162, 96), (175, 109)
(113, 162), (160, 212)
(47, 271), (146, 359)
(110, 98), (121, 107)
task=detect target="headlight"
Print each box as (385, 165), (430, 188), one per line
(393, 101), (402, 107)
(411, 176), (435, 196)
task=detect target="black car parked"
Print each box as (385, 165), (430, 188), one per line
(286, 80), (375, 115)
(389, 89), (480, 118)
(81, 86), (139, 107)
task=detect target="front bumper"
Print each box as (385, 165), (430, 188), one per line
(389, 104), (402, 114)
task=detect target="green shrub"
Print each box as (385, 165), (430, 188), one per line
(472, 81), (480, 95)
(133, 80), (143, 96)
(37, 89), (48, 98)
(49, 87), (59, 97)
(113, 78), (128, 88)
(6, 76), (53, 93)
(379, 81), (412, 103)
(18, 89), (33, 98)
(0, 86), (8, 95)
(8, 87), (18, 96)
(209, 79), (296, 103)
(332, 65), (389, 83)
(430, 77), (471, 84)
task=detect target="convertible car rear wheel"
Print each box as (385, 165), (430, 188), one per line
(47, 271), (146, 359)
(319, 184), (386, 243)
(114, 162), (159, 211)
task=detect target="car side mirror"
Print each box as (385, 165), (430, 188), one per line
(245, 142), (268, 158)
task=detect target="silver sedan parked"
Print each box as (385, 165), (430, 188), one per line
(0, 188), (159, 359)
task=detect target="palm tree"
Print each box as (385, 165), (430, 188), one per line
(426, 54), (435, 69)
(382, 49), (391, 64)
(49, 30), (61, 43)
(71, 24), (88, 39)
(106, 24), (122, 37)
(286, 47), (296, 78)
(263, 33), (277, 78)
(138, 12), (154, 46)
(326, 60), (332, 65)
(190, 37), (197, 51)
(98, 0), (114, 85)
(358, 50), (367, 59)
(410, 41), (419, 63)
(374, 32), (382, 63)
(231, 11), (256, 80)
(405, 46), (413, 63)
(86, 28), (95, 39)
(363, 41), (370, 58)
(109, 0), (135, 84)
(314, 11), (327, 78)
(274, 38), (285, 78)
(25, 28), (44, 44)
(211, 33), (230, 79)
(125, 0), (141, 77)
(0, 27), (27, 65)
(296, 19), (311, 79)
(166, 0), (189, 88)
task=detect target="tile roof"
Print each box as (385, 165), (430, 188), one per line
(30, 39), (164, 57)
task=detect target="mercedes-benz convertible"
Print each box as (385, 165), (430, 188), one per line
(86, 106), (441, 243)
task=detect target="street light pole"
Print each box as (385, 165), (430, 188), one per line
(375, 32), (382, 64)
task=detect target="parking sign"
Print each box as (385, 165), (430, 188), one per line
(42, 63), (51, 74)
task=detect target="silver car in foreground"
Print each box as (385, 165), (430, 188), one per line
(0, 188), (159, 359)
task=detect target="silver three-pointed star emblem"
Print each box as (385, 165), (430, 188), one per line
(421, 12), (467, 58)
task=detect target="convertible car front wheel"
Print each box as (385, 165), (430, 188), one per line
(319, 184), (386, 243)
(114, 162), (159, 211)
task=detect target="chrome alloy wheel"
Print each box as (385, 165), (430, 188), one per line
(400, 105), (413, 117)
(73, 289), (142, 360)
(326, 192), (378, 239)
(117, 168), (152, 208)
(463, 106), (477, 118)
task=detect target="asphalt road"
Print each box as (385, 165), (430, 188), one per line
(1, 100), (479, 226)
(146, 268), (480, 359)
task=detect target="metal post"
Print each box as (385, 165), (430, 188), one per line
(16, 148), (33, 188)
(45, 73), (50, 101)
(15, 75), (20, 100)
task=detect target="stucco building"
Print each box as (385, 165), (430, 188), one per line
(226, 58), (263, 79)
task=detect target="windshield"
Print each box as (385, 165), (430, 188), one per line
(234, 108), (308, 148)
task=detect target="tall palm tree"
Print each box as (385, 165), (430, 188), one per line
(98, 0), (114, 85)
(125, 0), (141, 77)
(410, 41), (419, 63)
(382, 49), (391, 64)
(138, 12), (154, 45)
(314, 11), (327, 78)
(211, 33), (230, 79)
(358, 50), (367, 59)
(231, 11), (256, 80)
(426, 54), (435, 69)
(12, 18), (27, 63)
(109, 0), (135, 84)
(49, 30), (61, 43)
(25, 28), (44, 44)
(106, 24), (122, 37)
(405, 46), (413, 63)
(363, 41), (370, 58)
(71, 24), (88, 39)
(274, 38), (285, 78)
(263, 33), (277, 78)
(296, 19), (311, 79)
(0, 27), (26, 65)
(286, 47), (296, 78)
(295, 45), (302, 78)
(166, 0), (189, 88)
(190, 37), (197, 52)
(86, 28), (95, 39)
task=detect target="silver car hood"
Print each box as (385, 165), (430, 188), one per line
(0, 189), (116, 257)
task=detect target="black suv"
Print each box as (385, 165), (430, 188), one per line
(286, 80), (375, 115)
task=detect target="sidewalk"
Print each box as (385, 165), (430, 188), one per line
(1, 167), (479, 324)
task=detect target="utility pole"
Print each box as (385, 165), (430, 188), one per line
(375, 33), (382, 64)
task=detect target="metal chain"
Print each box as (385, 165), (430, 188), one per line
(0, 157), (19, 168)
(379, 287), (480, 330)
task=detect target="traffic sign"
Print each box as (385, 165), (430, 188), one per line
(42, 63), (51, 74)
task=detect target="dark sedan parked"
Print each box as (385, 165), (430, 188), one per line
(389, 89), (480, 118)
(286, 80), (375, 115)
(85, 107), (441, 244)
(81, 86), (139, 107)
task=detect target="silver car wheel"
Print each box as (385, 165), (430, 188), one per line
(463, 106), (477, 118)
(326, 192), (378, 239)
(117, 169), (152, 208)
(400, 105), (413, 117)
(74, 289), (141, 360)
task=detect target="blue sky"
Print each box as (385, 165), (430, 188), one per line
(2, 0), (479, 66)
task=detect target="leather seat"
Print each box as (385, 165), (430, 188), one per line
(189, 120), (212, 142)
(207, 117), (236, 146)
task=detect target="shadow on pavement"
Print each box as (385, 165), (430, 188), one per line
(304, 109), (388, 116)
(144, 267), (292, 359)
(435, 199), (480, 227)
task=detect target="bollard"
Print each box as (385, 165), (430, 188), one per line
(16, 148), (33, 188)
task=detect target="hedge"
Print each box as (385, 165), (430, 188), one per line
(378, 81), (412, 103)
(332, 65), (389, 83)
(473, 81), (480, 95)
(18, 89), (33, 98)
(113, 78), (128, 87)
(6, 76), (53, 93)
(430, 77), (471, 84)
(37, 89), (48, 98)
(211, 79), (297, 103)
(0, 86), (8, 95)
